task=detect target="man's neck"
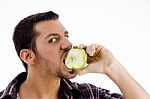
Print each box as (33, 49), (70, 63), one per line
(19, 71), (60, 99)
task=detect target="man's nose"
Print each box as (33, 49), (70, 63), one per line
(61, 38), (72, 51)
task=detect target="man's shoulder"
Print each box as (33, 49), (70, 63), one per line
(74, 82), (102, 91)
(0, 72), (27, 99)
(75, 82), (108, 94)
(73, 82), (124, 99)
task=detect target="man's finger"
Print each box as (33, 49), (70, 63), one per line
(78, 44), (87, 49)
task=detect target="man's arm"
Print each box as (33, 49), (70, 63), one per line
(77, 44), (150, 99)
(106, 61), (150, 99)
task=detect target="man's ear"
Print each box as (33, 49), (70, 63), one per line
(20, 49), (36, 65)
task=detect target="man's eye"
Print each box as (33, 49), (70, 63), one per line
(49, 38), (57, 43)
(65, 35), (69, 39)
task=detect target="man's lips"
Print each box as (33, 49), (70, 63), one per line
(61, 52), (70, 68)
(62, 52), (69, 63)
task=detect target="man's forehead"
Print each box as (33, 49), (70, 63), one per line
(34, 20), (68, 38)
(34, 20), (60, 29)
(34, 20), (66, 33)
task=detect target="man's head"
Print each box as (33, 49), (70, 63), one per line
(13, 11), (77, 79)
(13, 11), (59, 70)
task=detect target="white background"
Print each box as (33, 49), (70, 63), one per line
(0, 0), (150, 94)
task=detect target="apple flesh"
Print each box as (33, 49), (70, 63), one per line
(65, 48), (87, 70)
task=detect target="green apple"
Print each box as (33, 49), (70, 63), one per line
(65, 48), (87, 70)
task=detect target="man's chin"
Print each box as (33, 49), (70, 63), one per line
(68, 71), (78, 79)
(62, 70), (78, 79)
(59, 62), (78, 79)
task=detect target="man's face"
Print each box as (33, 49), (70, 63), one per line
(33, 20), (77, 79)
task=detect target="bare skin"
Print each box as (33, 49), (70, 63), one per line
(19, 20), (150, 99)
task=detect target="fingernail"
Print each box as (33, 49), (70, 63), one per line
(90, 53), (93, 56)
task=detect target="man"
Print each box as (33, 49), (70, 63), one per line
(0, 11), (149, 99)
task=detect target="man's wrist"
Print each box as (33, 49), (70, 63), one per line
(105, 61), (123, 82)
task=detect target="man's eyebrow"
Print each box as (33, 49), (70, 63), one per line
(45, 33), (59, 39)
(45, 31), (69, 39)
(65, 31), (69, 35)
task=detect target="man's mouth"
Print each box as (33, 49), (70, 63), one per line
(62, 52), (67, 64)
(69, 69), (75, 74)
(62, 52), (75, 74)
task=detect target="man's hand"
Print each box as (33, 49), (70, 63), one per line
(77, 44), (117, 75)
(77, 44), (150, 99)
